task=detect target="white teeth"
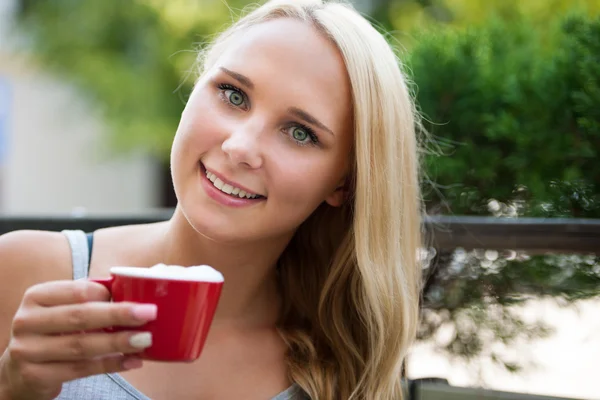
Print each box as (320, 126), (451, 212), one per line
(204, 169), (260, 199)
(213, 178), (224, 190)
(221, 184), (234, 194)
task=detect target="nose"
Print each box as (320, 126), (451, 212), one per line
(221, 121), (264, 169)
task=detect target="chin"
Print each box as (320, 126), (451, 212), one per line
(186, 208), (301, 247)
(183, 209), (250, 244)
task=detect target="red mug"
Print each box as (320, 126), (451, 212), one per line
(91, 265), (224, 362)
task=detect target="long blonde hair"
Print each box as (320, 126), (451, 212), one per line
(198, 1), (423, 398)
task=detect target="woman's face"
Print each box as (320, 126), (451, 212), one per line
(171, 18), (353, 243)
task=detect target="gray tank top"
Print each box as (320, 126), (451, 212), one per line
(58, 230), (308, 400)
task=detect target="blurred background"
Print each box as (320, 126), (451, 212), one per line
(0, 0), (599, 398)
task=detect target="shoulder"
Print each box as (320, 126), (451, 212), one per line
(0, 230), (73, 284)
(88, 222), (169, 273)
(0, 230), (73, 348)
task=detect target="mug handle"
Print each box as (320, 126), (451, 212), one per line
(89, 277), (116, 332)
(90, 277), (114, 293)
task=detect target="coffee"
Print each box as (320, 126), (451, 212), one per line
(110, 264), (224, 282)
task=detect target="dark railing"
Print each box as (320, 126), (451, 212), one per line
(1, 212), (598, 254)
(425, 215), (600, 254)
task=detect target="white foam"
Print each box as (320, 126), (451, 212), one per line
(110, 264), (224, 282)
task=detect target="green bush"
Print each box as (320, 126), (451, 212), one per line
(408, 15), (600, 217)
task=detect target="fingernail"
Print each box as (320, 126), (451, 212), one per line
(122, 357), (143, 370)
(129, 332), (152, 349)
(131, 304), (157, 321)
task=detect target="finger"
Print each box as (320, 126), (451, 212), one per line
(19, 355), (143, 389)
(10, 331), (152, 362)
(13, 302), (157, 335)
(24, 280), (111, 307)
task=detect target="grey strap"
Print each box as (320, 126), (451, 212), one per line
(62, 230), (90, 280)
(272, 384), (309, 399)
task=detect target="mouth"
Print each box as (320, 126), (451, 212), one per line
(199, 162), (266, 201)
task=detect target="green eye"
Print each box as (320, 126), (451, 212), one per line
(227, 90), (244, 106)
(285, 125), (319, 147)
(292, 127), (308, 142)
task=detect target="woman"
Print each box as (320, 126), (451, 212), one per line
(0, 0), (423, 399)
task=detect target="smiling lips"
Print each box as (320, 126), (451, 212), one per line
(201, 163), (265, 200)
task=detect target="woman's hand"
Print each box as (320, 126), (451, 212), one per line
(0, 280), (157, 400)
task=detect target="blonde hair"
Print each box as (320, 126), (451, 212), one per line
(198, 1), (423, 398)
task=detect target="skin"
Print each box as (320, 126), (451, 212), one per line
(0, 18), (353, 400)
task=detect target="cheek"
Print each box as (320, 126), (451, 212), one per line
(269, 154), (341, 207)
(173, 100), (223, 161)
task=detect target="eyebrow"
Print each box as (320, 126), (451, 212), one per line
(288, 107), (334, 136)
(220, 67), (254, 89)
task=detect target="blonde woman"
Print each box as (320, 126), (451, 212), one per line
(0, 0), (423, 399)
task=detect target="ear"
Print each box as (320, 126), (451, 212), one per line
(325, 181), (347, 207)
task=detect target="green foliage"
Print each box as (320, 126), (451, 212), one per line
(408, 15), (600, 217)
(15, 0), (245, 160)
(387, 0), (600, 35)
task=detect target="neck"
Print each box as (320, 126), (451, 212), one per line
(156, 207), (293, 329)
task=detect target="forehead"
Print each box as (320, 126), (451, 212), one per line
(210, 18), (352, 130)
